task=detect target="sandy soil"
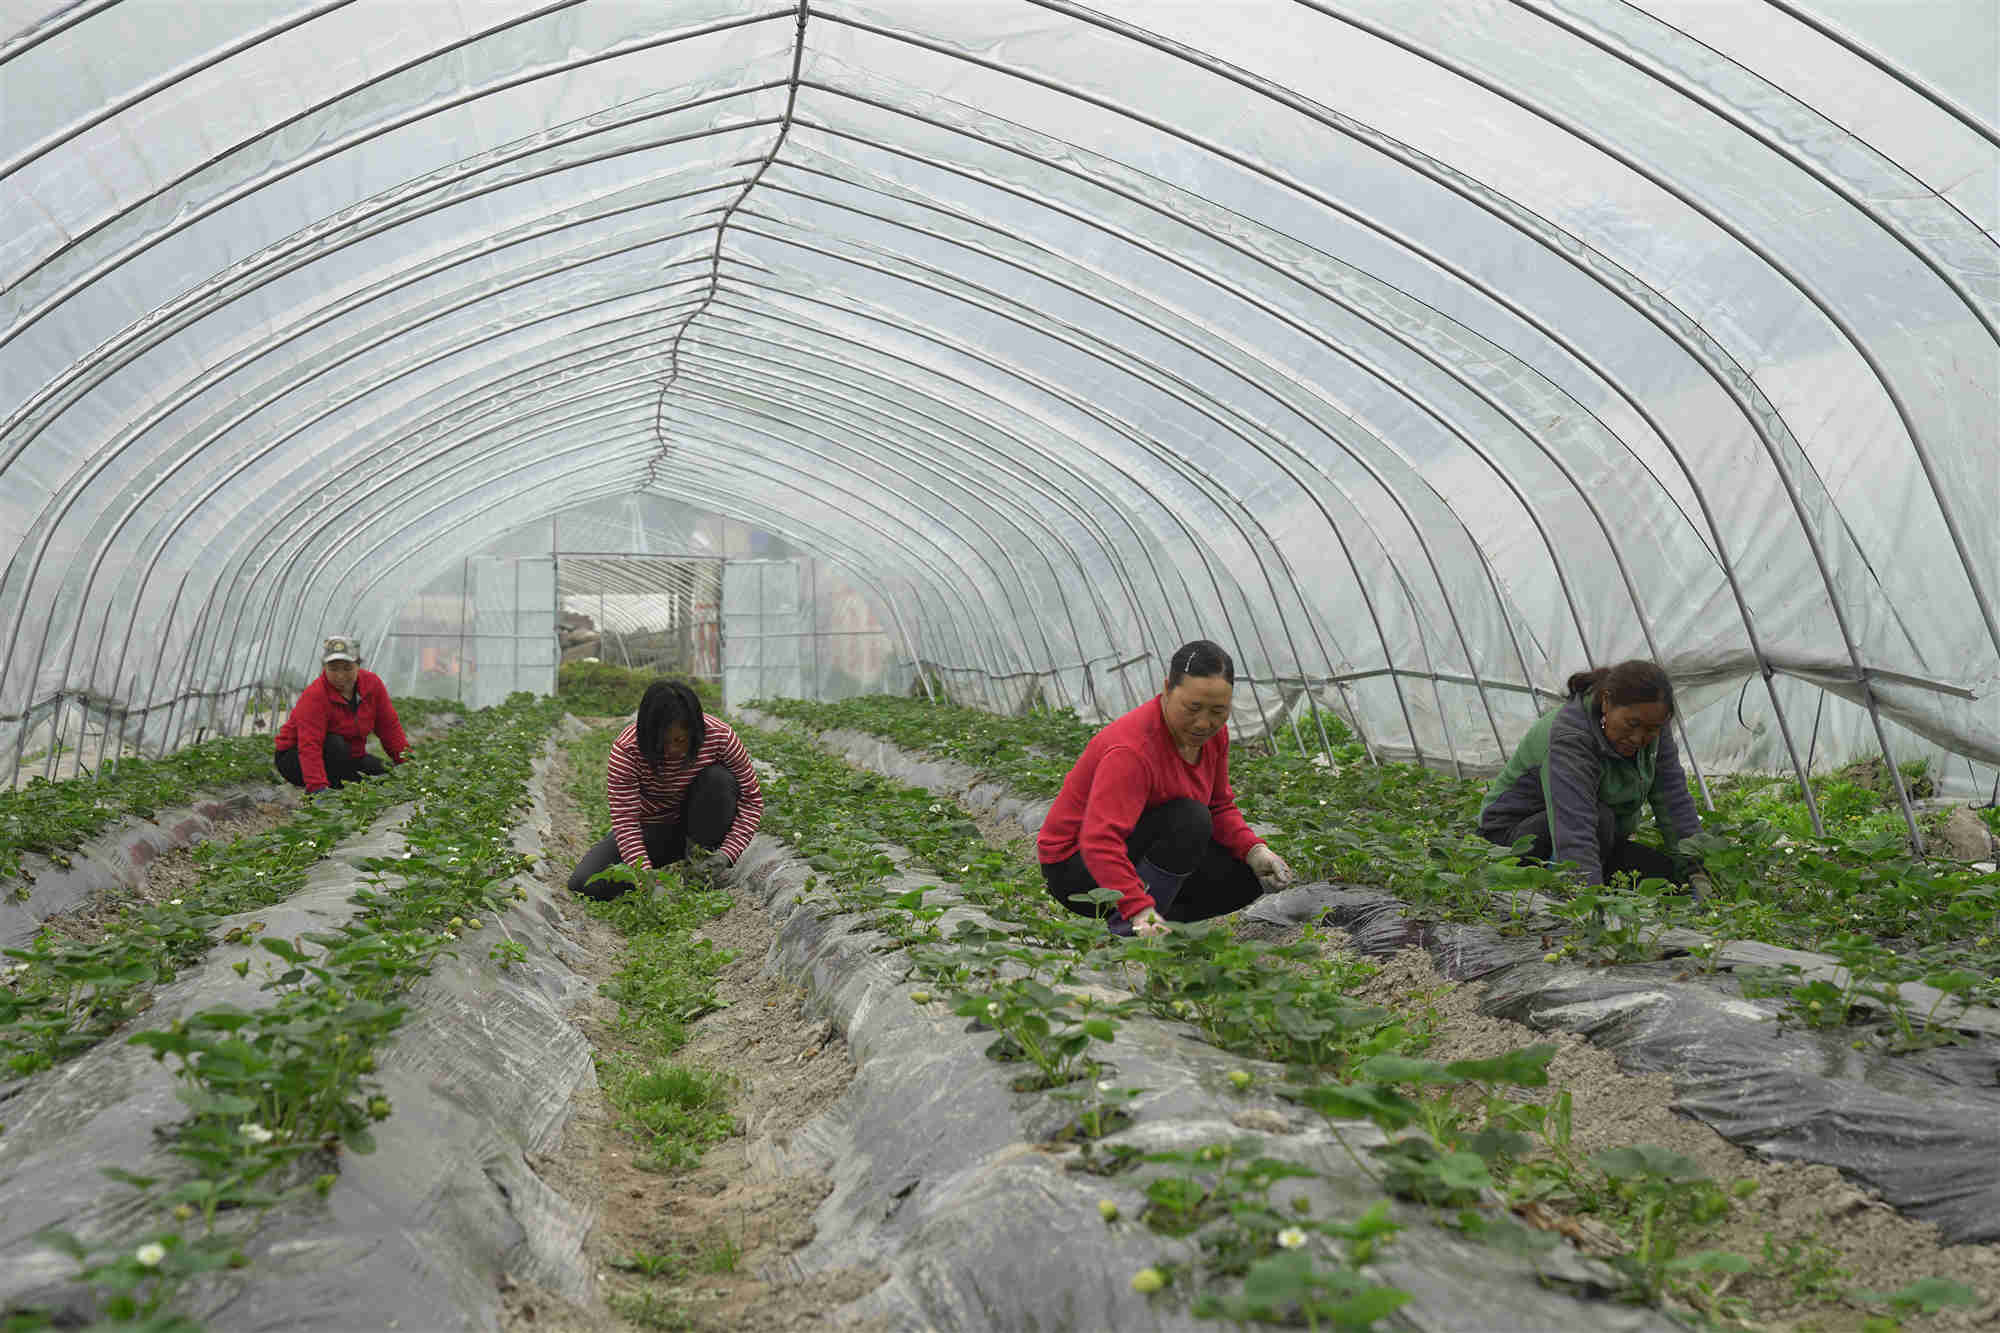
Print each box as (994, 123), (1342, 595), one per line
(500, 734), (887, 1333)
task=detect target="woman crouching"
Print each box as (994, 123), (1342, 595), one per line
(1478, 660), (1703, 888)
(568, 681), (764, 899)
(1038, 640), (1294, 937)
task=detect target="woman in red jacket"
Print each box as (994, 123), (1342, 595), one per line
(1038, 640), (1294, 937)
(567, 680), (765, 900)
(273, 636), (412, 794)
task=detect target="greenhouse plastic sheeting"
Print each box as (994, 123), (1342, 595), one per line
(1, 2), (1995, 789)
(0, 748), (598, 1329)
(727, 834), (1686, 1333)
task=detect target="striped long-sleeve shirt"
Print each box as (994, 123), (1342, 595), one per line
(607, 714), (764, 866)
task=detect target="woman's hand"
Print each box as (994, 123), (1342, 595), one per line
(1246, 844), (1294, 888)
(1127, 907), (1171, 938)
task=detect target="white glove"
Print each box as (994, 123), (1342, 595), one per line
(1127, 907), (1171, 938)
(1246, 844), (1294, 888)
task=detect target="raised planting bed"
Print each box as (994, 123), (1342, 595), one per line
(0, 696), (597, 1332)
(716, 733), (1685, 1333)
(740, 702), (1992, 1327)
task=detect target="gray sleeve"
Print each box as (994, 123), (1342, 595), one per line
(1541, 715), (1606, 884)
(1649, 725), (1703, 846)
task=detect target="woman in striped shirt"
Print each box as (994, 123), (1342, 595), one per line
(567, 680), (765, 900)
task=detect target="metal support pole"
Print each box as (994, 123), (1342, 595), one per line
(456, 558), (470, 704)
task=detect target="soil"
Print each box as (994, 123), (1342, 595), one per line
(964, 807), (2000, 1329)
(1337, 943), (2000, 1332)
(40, 797), (295, 943)
(500, 730), (888, 1333)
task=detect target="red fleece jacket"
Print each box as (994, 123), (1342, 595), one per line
(1036, 697), (1262, 919)
(273, 670), (409, 792)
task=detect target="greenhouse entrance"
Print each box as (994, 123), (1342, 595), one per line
(556, 553), (724, 692)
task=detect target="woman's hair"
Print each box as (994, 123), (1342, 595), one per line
(1166, 639), (1235, 689)
(1567, 660), (1675, 715)
(635, 680), (708, 765)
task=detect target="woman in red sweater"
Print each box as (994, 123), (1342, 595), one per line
(1038, 640), (1294, 937)
(567, 680), (765, 900)
(273, 636), (412, 794)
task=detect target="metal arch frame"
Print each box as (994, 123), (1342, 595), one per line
(0, 160), (763, 498)
(651, 396), (1047, 704)
(182, 277), (1026, 742)
(28, 276), (726, 783)
(743, 168), (1514, 759)
(784, 100), (1630, 760)
(0, 211), (746, 750)
(756, 149), (1544, 730)
(7, 10), (1976, 792)
(698, 300), (1212, 716)
(0, 0), (358, 186)
(709, 271), (1297, 745)
(694, 307), (1196, 678)
(1510, 0), (1997, 346)
(669, 352), (1136, 712)
(1292, 0), (2000, 836)
(0, 0), (124, 67)
(682, 318), (1163, 702)
(758, 135), (1548, 748)
(802, 21), (1744, 805)
(0, 5), (799, 351)
(1754, 0), (2000, 150)
(244, 376), (1016, 722)
(724, 225), (1445, 763)
(0, 92), (791, 470)
(664, 372), (1088, 701)
(171, 294), (727, 743)
(809, 19), (1866, 819)
(784, 101), (1783, 805)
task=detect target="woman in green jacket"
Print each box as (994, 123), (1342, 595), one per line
(1478, 661), (1702, 887)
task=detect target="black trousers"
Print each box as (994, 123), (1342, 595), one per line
(568, 762), (740, 900)
(275, 737), (388, 790)
(1042, 797), (1262, 923)
(1482, 804), (1688, 887)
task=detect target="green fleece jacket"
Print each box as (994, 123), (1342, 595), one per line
(1477, 689), (1701, 883)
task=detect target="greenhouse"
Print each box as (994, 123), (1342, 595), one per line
(1, 2), (1996, 1331)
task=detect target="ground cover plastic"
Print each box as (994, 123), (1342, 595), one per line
(0, 783), (294, 952)
(0, 735), (598, 1330)
(759, 711), (2000, 1248)
(724, 829), (1681, 1332)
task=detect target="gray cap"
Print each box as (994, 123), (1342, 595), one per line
(322, 636), (359, 663)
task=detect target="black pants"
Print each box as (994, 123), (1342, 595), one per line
(1482, 805), (1688, 888)
(568, 762), (740, 900)
(1042, 798), (1262, 923)
(275, 737), (388, 790)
